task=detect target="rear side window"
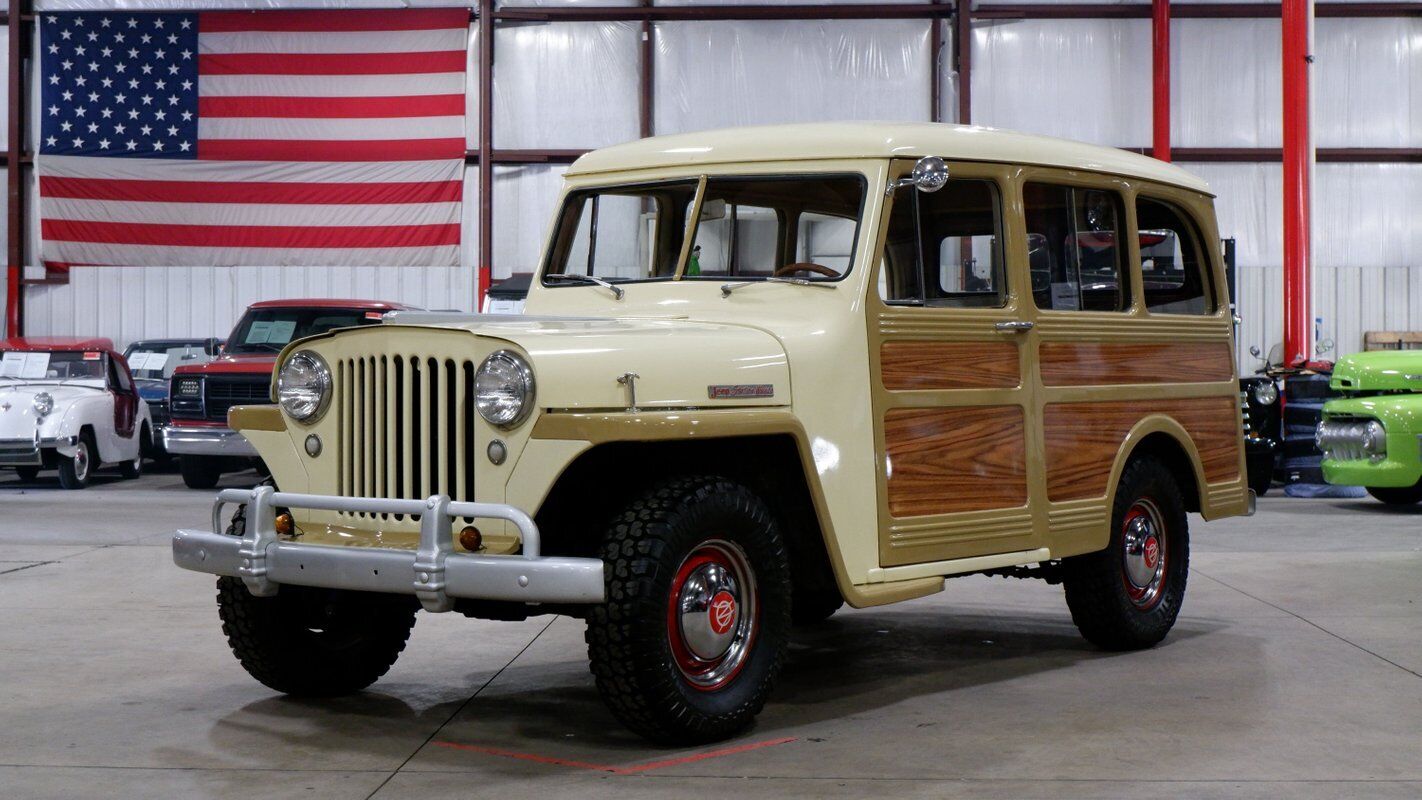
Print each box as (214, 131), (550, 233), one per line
(1025, 183), (1129, 312)
(1136, 198), (1212, 315)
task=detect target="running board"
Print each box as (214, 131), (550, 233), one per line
(864, 547), (1053, 584)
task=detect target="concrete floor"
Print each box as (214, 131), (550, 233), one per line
(1, 468), (1419, 800)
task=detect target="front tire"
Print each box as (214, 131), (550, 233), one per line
(181, 456), (222, 489)
(1062, 455), (1189, 651)
(57, 432), (96, 490)
(1367, 483), (1422, 505)
(586, 476), (792, 745)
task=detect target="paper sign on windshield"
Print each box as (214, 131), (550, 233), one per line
(1, 352), (51, 379)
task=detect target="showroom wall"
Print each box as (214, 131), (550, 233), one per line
(7, 1), (1422, 369)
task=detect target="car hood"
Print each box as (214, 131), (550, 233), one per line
(0, 382), (106, 436)
(172, 352), (277, 377)
(135, 379), (168, 402)
(1330, 351), (1422, 393)
(382, 316), (791, 410)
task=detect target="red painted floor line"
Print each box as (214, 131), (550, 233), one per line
(434, 736), (797, 775)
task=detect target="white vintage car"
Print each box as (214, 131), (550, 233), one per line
(0, 338), (151, 489)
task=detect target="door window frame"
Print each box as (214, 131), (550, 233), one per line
(1133, 192), (1218, 317)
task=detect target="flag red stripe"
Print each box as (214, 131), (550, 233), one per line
(199, 139), (465, 162)
(199, 51), (465, 76)
(201, 9), (471, 33)
(40, 176), (463, 205)
(43, 219), (461, 249)
(199, 94), (465, 119)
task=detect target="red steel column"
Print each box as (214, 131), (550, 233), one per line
(5, 5), (23, 336)
(477, 0), (494, 311)
(1151, 0), (1170, 161)
(1282, 0), (1313, 365)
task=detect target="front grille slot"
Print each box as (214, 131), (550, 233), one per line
(204, 376), (269, 421)
(338, 353), (478, 519)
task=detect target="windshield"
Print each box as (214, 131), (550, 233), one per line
(124, 343), (213, 380)
(226, 309), (380, 354)
(542, 174), (866, 287)
(0, 350), (106, 381)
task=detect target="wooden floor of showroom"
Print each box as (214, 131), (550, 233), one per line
(1, 469), (1419, 800)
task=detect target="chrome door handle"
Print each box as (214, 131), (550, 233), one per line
(994, 320), (1035, 332)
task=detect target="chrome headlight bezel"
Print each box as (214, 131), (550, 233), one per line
(277, 350), (332, 424)
(1250, 380), (1279, 406)
(32, 392), (53, 418)
(1361, 419), (1387, 457)
(475, 350), (535, 429)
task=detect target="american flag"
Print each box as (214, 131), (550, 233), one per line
(37, 10), (468, 269)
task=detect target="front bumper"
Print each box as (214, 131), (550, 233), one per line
(163, 424), (258, 458)
(0, 434), (77, 466)
(171, 487), (605, 610)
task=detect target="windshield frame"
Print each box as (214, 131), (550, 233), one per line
(539, 171), (869, 289)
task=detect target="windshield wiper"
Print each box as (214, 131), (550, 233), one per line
(720, 276), (837, 297)
(545, 273), (625, 300)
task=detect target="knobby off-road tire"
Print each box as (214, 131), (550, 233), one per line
(791, 587), (844, 625)
(215, 509), (418, 697)
(1062, 455), (1189, 651)
(1367, 483), (1422, 506)
(586, 476), (793, 745)
(57, 431), (96, 490)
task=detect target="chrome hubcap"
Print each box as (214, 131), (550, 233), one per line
(667, 540), (757, 690)
(73, 443), (89, 481)
(1122, 498), (1166, 609)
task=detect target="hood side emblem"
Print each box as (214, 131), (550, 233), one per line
(708, 384), (774, 400)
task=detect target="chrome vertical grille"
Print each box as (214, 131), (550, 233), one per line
(337, 353), (477, 518)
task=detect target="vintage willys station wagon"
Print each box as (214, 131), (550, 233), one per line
(172, 123), (1252, 744)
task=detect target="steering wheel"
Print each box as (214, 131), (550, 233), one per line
(772, 262), (841, 279)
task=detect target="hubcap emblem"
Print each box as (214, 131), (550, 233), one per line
(1143, 536), (1159, 570)
(708, 590), (737, 635)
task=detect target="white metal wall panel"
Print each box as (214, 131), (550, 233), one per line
(972, 19), (1151, 147)
(1315, 18), (1422, 148)
(1173, 19), (1281, 148)
(493, 164), (566, 280)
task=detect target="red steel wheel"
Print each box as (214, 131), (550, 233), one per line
(665, 540), (759, 691)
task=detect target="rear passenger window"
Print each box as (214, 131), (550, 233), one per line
(1136, 198), (1212, 315)
(1025, 183), (1128, 312)
(880, 177), (1005, 308)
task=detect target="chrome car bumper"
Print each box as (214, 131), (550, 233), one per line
(0, 434), (77, 466)
(171, 487), (605, 610)
(163, 425), (258, 458)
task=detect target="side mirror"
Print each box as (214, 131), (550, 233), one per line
(1317, 338), (1335, 356)
(886, 156), (949, 196)
(1249, 345), (1261, 358)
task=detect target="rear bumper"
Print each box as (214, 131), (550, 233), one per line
(171, 487), (605, 610)
(0, 435), (77, 466)
(163, 424), (258, 458)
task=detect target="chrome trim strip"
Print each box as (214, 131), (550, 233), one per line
(162, 426), (259, 457)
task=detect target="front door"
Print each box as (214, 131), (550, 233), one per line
(870, 160), (1042, 567)
(109, 355), (138, 439)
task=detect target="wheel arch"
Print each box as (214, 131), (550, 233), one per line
(1107, 416), (1207, 515)
(530, 424), (851, 608)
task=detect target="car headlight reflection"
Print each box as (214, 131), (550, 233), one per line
(32, 392), (53, 417)
(1250, 380), (1279, 405)
(475, 350), (535, 428)
(277, 350), (332, 423)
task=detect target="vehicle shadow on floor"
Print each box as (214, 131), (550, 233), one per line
(203, 608), (1222, 761)
(1328, 501), (1422, 515)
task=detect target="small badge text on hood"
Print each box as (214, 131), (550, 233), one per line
(708, 384), (774, 400)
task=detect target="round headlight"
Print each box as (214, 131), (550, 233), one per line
(475, 350), (535, 428)
(277, 351), (332, 423)
(32, 392), (53, 417)
(1251, 381), (1279, 406)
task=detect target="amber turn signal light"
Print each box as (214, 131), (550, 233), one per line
(274, 512), (295, 536)
(459, 525), (483, 552)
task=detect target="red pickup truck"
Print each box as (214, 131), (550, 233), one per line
(165, 298), (416, 489)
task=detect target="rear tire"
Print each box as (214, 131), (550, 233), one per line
(57, 432), (96, 490)
(15, 466), (40, 482)
(792, 587), (844, 625)
(181, 456), (222, 489)
(585, 476), (792, 745)
(1062, 455), (1189, 651)
(215, 509), (418, 696)
(120, 433), (144, 480)
(1367, 483), (1422, 505)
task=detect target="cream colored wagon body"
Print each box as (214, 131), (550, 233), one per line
(175, 123), (1252, 744)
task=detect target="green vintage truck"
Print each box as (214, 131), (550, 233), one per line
(1316, 350), (1422, 504)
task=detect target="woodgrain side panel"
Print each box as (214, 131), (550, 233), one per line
(880, 341), (1020, 391)
(1044, 397), (1241, 501)
(885, 405), (1026, 516)
(1040, 342), (1234, 386)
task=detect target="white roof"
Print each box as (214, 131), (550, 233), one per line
(567, 122), (1211, 194)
